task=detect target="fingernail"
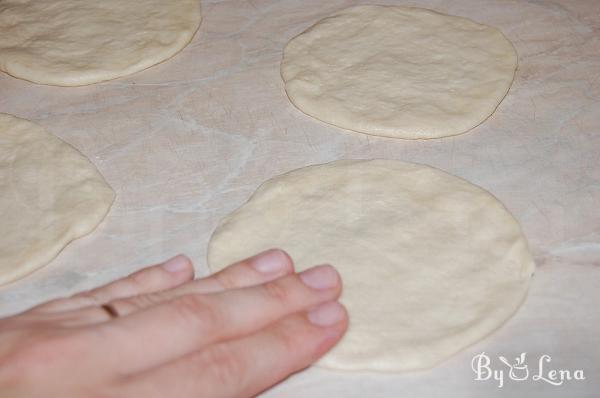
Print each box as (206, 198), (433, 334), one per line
(307, 301), (346, 327)
(250, 249), (289, 273)
(162, 255), (190, 273)
(300, 265), (339, 290)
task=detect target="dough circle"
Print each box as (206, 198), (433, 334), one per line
(208, 160), (534, 371)
(281, 5), (518, 139)
(0, 114), (114, 285)
(0, 0), (201, 86)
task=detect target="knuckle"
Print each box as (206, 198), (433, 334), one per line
(262, 281), (289, 303)
(128, 265), (170, 289)
(127, 271), (153, 290)
(213, 271), (237, 290)
(172, 294), (221, 329)
(271, 324), (299, 356)
(132, 292), (164, 308)
(110, 292), (160, 315)
(205, 345), (245, 388)
(111, 271), (155, 297)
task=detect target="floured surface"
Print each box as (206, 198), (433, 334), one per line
(208, 160), (535, 371)
(281, 5), (517, 139)
(0, 0), (598, 396)
(0, 114), (114, 285)
(0, 0), (201, 86)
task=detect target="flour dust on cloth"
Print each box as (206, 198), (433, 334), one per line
(0, 114), (114, 285)
(208, 159), (535, 372)
(0, 0), (201, 86)
(281, 5), (518, 139)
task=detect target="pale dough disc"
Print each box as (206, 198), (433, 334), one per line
(0, 114), (114, 285)
(0, 0), (201, 86)
(208, 160), (534, 371)
(281, 5), (518, 139)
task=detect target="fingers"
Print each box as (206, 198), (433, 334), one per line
(28, 249), (293, 330)
(33, 249), (292, 317)
(32, 256), (195, 313)
(117, 302), (348, 398)
(89, 265), (342, 374)
(177, 248), (294, 294)
(105, 249), (294, 318)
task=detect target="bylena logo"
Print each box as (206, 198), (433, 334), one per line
(471, 352), (585, 388)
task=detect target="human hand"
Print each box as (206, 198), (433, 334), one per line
(0, 249), (347, 397)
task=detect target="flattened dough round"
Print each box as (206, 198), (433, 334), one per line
(0, 0), (201, 86)
(208, 160), (534, 371)
(0, 114), (114, 284)
(281, 5), (518, 139)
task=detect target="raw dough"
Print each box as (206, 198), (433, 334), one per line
(0, 0), (201, 86)
(208, 160), (534, 371)
(0, 114), (114, 285)
(281, 5), (518, 139)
